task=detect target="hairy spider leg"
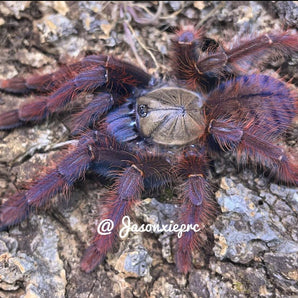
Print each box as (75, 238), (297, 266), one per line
(0, 129), (173, 272)
(80, 164), (144, 272)
(71, 92), (115, 135)
(0, 55), (107, 94)
(81, 150), (173, 272)
(171, 26), (298, 91)
(0, 131), (132, 231)
(205, 74), (297, 185)
(171, 26), (213, 91)
(175, 149), (217, 273)
(0, 56), (151, 130)
(237, 131), (298, 185)
(81, 152), (175, 272)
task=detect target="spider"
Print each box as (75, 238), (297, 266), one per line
(0, 25), (297, 274)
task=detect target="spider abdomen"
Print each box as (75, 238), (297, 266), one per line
(205, 75), (296, 138)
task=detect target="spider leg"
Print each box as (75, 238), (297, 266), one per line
(80, 151), (173, 273)
(0, 131), (132, 231)
(175, 149), (217, 273)
(0, 135), (96, 230)
(237, 131), (298, 185)
(172, 26), (298, 91)
(71, 92), (115, 135)
(0, 56), (106, 94)
(209, 120), (297, 184)
(0, 128), (173, 272)
(197, 32), (298, 74)
(0, 56), (151, 130)
(80, 164), (144, 273)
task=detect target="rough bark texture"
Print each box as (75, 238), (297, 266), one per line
(0, 2), (297, 297)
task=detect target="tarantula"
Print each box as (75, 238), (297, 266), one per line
(0, 26), (297, 274)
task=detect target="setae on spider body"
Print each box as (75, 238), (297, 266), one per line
(0, 26), (297, 273)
